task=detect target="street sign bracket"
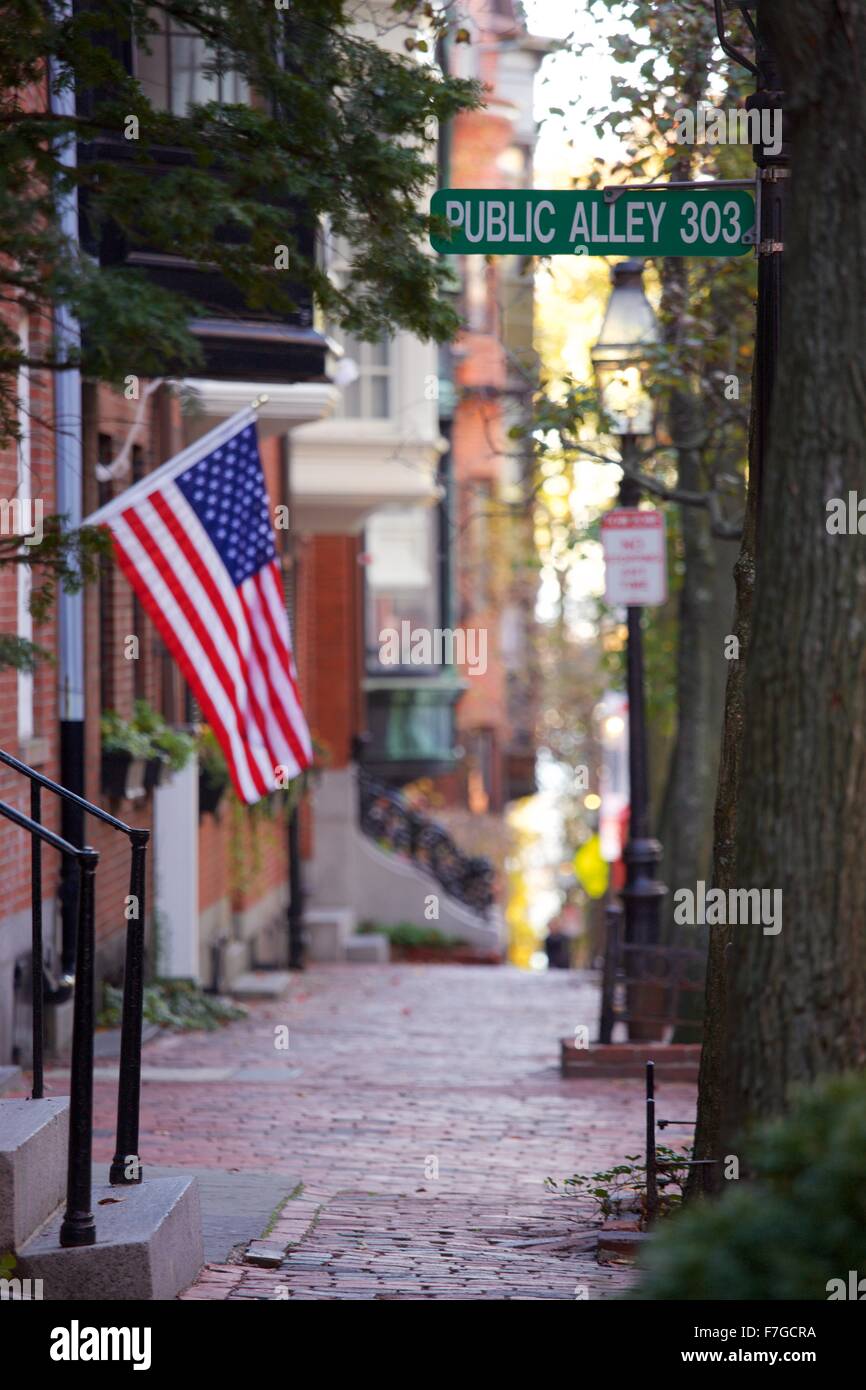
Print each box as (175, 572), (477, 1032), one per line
(759, 166), (790, 182)
(602, 177), (756, 205)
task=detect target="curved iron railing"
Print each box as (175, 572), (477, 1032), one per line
(0, 747), (150, 1251)
(357, 770), (494, 915)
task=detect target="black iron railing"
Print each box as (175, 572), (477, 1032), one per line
(645, 1061), (716, 1223)
(598, 902), (706, 1043)
(357, 770), (494, 915)
(0, 747), (150, 1248)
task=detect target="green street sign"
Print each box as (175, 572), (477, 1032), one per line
(430, 188), (755, 258)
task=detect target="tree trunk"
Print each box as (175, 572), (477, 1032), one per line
(657, 438), (717, 919)
(719, 0), (866, 1146)
(685, 393), (758, 1196)
(656, 235), (722, 1040)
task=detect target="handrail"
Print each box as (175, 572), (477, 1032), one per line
(357, 769), (494, 916)
(0, 747), (143, 836)
(0, 797), (99, 1247)
(0, 744), (151, 1256)
(0, 796), (86, 854)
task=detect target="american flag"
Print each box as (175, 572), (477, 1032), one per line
(86, 407), (312, 804)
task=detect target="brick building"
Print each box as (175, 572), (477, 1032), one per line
(0, 8), (512, 1070)
(437, 1), (548, 815)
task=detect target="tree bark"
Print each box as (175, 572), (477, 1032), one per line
(685, 390), (758, 1195)
(717, 0), (866, 1147)
(656, 220), (728, 1042)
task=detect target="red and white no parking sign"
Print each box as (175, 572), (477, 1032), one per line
(601, 508), (667, 607)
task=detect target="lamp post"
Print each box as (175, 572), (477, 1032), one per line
(591, 259), (667, 989)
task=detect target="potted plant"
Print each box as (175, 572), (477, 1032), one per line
(197, 726), (230, 817)
(100, 711), (151, 801)
(131, 699), (196, 792)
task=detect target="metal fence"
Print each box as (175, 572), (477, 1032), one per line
(0, 747), (149, 1248)
(358, 769), (494, 915)
(599, 902), (706, 1043)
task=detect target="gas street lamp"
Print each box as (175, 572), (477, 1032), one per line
(591, 259), (667, 995)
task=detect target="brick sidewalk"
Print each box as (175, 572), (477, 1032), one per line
(52, 963), (696, 1300)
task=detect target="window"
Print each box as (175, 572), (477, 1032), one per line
(462, 256), (493, 334)
(335, 334), (392, 419)
(466, 478), (494, 611)
(364, 508), (440, 671)
(135, 13), (249, 115)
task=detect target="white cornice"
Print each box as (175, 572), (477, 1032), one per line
(180, 378), (340, 438)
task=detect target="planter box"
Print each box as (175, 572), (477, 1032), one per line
(389, 945), (501, 965)
(101, 751), (146, 802)
(597, 1229), (651, 1265)
(144, 757), (167, 793)
(198, 767), (227, 817)
(560, 1040), (701, 1083)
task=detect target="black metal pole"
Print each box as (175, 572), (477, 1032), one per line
(288, 807), (305, 970)
(749, 12), (787, 533)
(30, 781), (44, 1099)
(618, 439), (667, 953)
(645, 1060), (658, 1223)
(598, 901), (623, 1044)
(280, 432), (306, 972)
(57, 719), (85, 989)
(60, 846), (98, 1248)
(110, 829), (149, 1185)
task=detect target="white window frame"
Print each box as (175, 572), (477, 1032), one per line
(334, 334), (393, 420)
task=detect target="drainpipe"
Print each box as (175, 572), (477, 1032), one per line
(280, 434), (305, 970)
(50, 14), (85, 993)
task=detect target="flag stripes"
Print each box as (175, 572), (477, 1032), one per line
(94, 413), (312, 805)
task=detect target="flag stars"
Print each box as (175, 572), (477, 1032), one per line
(176, 423), (275, 587)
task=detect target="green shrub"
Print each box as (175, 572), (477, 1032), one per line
(197, 724), (230, 787)
(545, 1146), (691, 1221)
(98, 978), (246, 1032)
(100, 701), (196, 772)
(100, 709), (152, 760)
(133, 700), (196, 771)
(356, 920), (464, 949)
(634, 1072), (866, 1300)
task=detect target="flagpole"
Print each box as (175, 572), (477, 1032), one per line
(82, 400), (263, 528)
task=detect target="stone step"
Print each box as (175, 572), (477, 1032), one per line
(0, 1097), (69, 1251)
(17, 1176), (203, 1300)
(344, 933), (390, 963)
(0, 1065), (22, 1096)
(305, 908), (356, 963)
(229, 970), (292, 1000)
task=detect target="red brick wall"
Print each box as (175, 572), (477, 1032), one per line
(79, 389), (293, 961)
(299, 534), (364, 771)
(291, 532), (365, 863)
(198, 793), (288, 915)
(0, 297), (61, 915)
(3, 356), (303, 968)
